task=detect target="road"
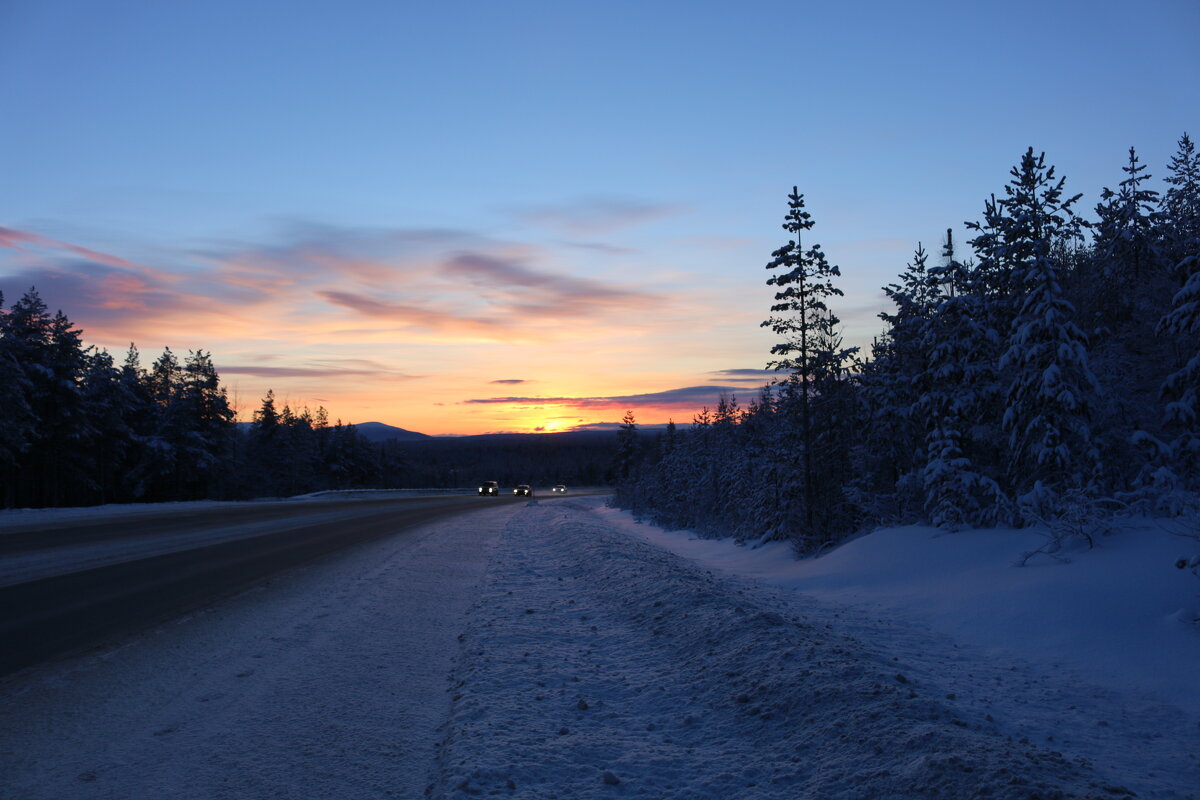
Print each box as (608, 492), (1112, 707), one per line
(1, 499), (522, 800)
(0, 492), (573, 674)
(2, 495), (1195, 799)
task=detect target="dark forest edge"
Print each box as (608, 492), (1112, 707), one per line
(0, 301), (619, 509)
(613, 136), (1200, 573)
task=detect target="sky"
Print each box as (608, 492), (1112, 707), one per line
(1, 0), (1197, 435)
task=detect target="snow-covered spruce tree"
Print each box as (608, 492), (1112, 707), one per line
(1093, 148), (1163, 300)
(707, 394), (744, 535)
(920, 230), (1007, 529)
(275, 404), (320, 497)
(615, 409), (639, 482)
(761, 188), (858, 547)
(0, 292), (38, 507)
(610, 410), (644, 509)
(739, 387), (790, 542)
(247, 388), (286, 496)
(174, 350), (236, 498)
(965, 192), (1021, 337)
(79, 348), (138, 505)
(991, 149), (1101, 517)
(0, 288), (91, 506)
(1155, 134), (1200, 500)
(1081, 146), (1179, 505)
(627, 419), (676, 526)
(117, 344), (160, 501)
(1160, 133), (1200, 270)
(805, 307), (860, 539)
(853, 244), (940, 522)
(130, 347), (190, 500)
(0, 292), (35, 487)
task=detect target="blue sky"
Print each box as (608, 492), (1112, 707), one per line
(1, 0), (1197, 433)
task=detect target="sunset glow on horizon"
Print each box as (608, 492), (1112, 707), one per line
(2, 1), (1195, 435)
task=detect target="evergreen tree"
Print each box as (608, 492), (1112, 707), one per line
(992, 149), (1100, 512)
(761, 188), (857, 541)
(614, 410), (638, 482)
(1160, 133), (1200, 270)
(855, 244), (939, 520)
(0, 289), (90, 505)
(921, 231), (1007, 527)
(1094, 148), (1162, 281)
(248, 389), (285, 495)
(80, 348), (136, 504)
(174, 350), (236, 498)
(1155, 135), (1200, 495)
(0, 291), (36, 503)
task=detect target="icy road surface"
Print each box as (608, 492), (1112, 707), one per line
(1, 501), (509, 799)
(3, 497), (1197, 799)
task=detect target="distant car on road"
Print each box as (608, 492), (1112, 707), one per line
(479, 481), (499, 496)
(514, 484), (533, 497)
(552, 485), (567, 493)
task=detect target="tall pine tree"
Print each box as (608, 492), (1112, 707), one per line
(991, 149), (1101, 514)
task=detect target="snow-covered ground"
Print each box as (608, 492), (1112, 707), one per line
(437, 499), (1200, 799)
(0, 504), (513, 799)
(3, 497), (1197, 798)
(596, 505), (1200, 718)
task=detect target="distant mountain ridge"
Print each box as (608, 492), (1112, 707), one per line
(353, 422), (431, 442)
(234, 420), (430, 442)
(235, 421), (661, 442)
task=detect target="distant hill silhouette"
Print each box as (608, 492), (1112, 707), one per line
(353, 421), (432, 442)
(234, 420), (429, 442)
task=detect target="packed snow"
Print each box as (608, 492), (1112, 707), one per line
(0, 503), (511, 799)
(2, 496), (1197, 798)
(437, 498), (1200, 798)
(596, 505), (1200, 717)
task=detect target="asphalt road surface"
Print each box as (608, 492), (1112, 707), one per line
(0, 491), (587, 674)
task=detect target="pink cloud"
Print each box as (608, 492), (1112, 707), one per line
(462, 384), (763, 411)
(1, 220), (673, 354)
(0, 225), (138, 270)
(317, 290), (507, 336)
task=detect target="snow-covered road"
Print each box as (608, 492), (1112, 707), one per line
(1, 502), (511, 799)
(2, 497), (1196, 799)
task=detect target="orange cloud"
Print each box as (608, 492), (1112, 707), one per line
(317, 290), (508, 338)
(1, 220), (761, 435)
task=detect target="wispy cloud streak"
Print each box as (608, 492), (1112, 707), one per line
(0, 222), (667, 344)
(464, 384), (766, 410)
(512, 196), (683, 236)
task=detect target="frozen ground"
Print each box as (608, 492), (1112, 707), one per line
(2, 497), (1197, 799)
(436, 499), (1200, 799)
(0, 505), (513, 799)
(596, 506), (1200, 717)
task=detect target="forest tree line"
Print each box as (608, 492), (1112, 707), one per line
(0, 298), (397, 509)
(614, 136), (1200, 552)
(0, 292), (618, 509)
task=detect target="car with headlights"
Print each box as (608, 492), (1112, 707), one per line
(479, 481), (499, 496)
(514, 484), (533, 497)
(552, 484), (567, 493)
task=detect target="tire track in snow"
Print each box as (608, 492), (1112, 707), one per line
(0, 505), (517, 800)
(435, 500), (1154, 799)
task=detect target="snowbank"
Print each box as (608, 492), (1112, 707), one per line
(597, 504), (1200, 717)
(437, 500), (1200, 798)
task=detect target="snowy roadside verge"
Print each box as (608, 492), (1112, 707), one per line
(596, 503), (1200, 718)
(433, 499), (1190, 799)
